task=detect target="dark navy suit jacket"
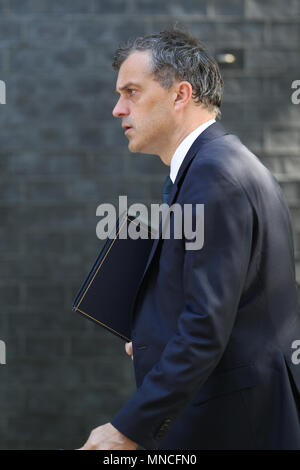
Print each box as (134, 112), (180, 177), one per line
(111, 122), (300, 450)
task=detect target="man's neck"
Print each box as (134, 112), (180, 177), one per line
(159, 114), (216, 166)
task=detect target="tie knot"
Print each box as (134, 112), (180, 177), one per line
(162, 175), (173, 204)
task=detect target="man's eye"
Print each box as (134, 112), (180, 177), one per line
(128, 89), (136, 95)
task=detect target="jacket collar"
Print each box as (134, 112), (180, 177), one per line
(131, 121), (228, 324)
(167, 121), (228, 208)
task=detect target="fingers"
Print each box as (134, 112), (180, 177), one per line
(125, 341), (133, 360)
(125, 341), (132, 355)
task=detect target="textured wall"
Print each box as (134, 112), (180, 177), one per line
(0, 0), (299, 449)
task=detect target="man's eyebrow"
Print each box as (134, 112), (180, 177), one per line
(115, 82), (141, 93)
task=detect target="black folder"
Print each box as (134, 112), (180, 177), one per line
(72, 211), (155, 342)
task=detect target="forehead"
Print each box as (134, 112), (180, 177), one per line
(116, 50), (154, 89)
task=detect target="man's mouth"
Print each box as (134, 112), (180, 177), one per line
(122, 125), (133, 135)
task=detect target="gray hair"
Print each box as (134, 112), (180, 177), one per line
(112, 28), (224, 119)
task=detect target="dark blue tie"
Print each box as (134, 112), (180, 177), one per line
(162, 175), (173, 204)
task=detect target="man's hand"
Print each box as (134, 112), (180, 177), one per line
(125, 341), (133, 360)
(78, 422), (138, 450)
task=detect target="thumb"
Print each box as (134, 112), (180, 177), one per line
(125, 342), (133, 356)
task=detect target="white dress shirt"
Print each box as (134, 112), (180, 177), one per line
(169, 119), (216, 183)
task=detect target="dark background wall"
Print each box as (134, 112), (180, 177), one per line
(0, 0), (299, 449)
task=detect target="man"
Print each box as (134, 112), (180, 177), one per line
(79, 29), (300, 450)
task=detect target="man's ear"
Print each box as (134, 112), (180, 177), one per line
(173, 81), (193, 110)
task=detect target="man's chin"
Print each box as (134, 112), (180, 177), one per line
(128, 139), (140, 153)
(128, 138), (153, 155)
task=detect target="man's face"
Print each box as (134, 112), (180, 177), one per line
(113, 51), (175, 156)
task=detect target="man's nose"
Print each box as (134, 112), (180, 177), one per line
(112, 97), (129, 118)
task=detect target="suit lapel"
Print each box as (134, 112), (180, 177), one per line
(142, 121), (228, 275)
(130, 122), (228, 325)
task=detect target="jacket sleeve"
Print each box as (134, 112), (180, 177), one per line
(111, 160), (254, 449)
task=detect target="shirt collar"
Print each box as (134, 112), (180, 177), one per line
(170, 119), (216, 183)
